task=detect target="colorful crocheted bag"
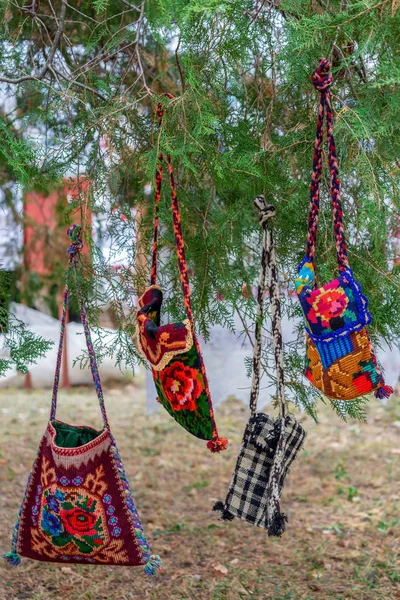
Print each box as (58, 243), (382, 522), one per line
(136, 101), (227, 453)
(295, 58), (393, 402)
(214, 196), (306, 536)
(2, 226), (161, 573)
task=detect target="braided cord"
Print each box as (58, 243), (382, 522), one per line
(50, 225), (109, 429)
(150, 156), (162, 287)
(250, 196), (286, 418)
(149, 97), (194, 326)
(324, 90), (348, 270)
(306, 58), (349, 272)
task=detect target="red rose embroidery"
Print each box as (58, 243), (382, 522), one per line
(60, 507), (98, 537)
(159, 361), (203, 411)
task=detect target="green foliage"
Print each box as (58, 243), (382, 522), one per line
(0, 0), (399, 419)
(0, 271), (53, 376)
(92, 0), (110, 14)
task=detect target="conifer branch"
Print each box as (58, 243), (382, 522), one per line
(0, 0), (67, 84)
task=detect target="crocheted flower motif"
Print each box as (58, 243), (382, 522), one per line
(41, 511), (63, 537)
(60, 507), (99, 538)
(55, 489), (65, 501)
(159, 361), (203, 411)
(46, 494), (60, 513)
(307, 283), (349, 328)
(39, 483), (110, 555)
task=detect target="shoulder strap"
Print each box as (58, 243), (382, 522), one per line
(150, 97), (194, 328)
(306, 58), (349, 272)
(250, 196), (286, 418)
(49, 224), (109, 429)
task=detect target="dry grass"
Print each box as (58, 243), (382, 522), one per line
(0, 382), (399, 600)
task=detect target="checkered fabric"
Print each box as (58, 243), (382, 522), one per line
(221, 413), (306, 529)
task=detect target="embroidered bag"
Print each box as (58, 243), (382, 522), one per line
(136, 100), (227, 453)
(2, 225), (161, 573)
(214, 196), (306, 536)
(296, 58), (393, 401)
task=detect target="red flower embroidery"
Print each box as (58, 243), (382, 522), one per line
(159, 361), (203, 411)
(60, 507), (98, 537)
(308, 283), (348, 327)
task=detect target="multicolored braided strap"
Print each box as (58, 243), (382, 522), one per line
(2, 226), (161, 573)
(136, 96), (227, 452)
(295, 58), (393, 401)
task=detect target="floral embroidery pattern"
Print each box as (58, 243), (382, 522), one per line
(297, 270), (364, 338)
(307, 284), (349, 328)
(39, 485), (108, 555)
(159, 361), (202, 411)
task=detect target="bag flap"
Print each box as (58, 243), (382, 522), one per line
(137, 286), (193, 371)
(247, 413), (277, 452)
(296, 261), (371, 342)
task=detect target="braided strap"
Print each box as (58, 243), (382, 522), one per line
(50, 225), (109, 429)
(250, 196), (286, 418)
(306, 58), (349, 272)
(150, 95), (194, 327)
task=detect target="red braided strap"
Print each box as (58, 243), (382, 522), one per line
(150, 95), (194, 327)
(150, 157), (162, 286)
(166, 154), (194, 325)
(306, 58), (349, 272)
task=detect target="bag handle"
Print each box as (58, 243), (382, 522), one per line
(49, 225), (109, 429)
(249, 196), (286, 419)
(306, 58), (349, 272)
(150, 95), (194, 328)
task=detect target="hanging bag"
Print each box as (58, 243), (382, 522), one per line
(2, 225), (161, 573)
(136, 100), (227, 453)
(296, 58), (393, 401)
(214, 196), (306, 536)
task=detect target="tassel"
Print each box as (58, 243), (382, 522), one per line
(374, 384), (394, 400)
(267, 512), (288, 537)
(2, 552), (22, 566)
(206, 436), (228, 453)
(213, 500), (235, 521)
(144, 554), (162, 575)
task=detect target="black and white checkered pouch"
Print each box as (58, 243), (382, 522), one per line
(213, 197), (306, 536)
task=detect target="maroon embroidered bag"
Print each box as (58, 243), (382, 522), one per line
(2, 225), (161, 573)
(136, 100), (227, 453)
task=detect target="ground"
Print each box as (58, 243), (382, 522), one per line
(0, 383), (399, 600)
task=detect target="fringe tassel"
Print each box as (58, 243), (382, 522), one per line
(2, 552), (22, 566)
(267, 512), (288, 537)
(144, 554), (162, 575)
(374, 384), (394, 400)
(207, 437), (228, 453)
(213, 500), (235, 521)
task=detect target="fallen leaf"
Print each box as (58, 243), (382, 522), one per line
(212, 563), (228, 575)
